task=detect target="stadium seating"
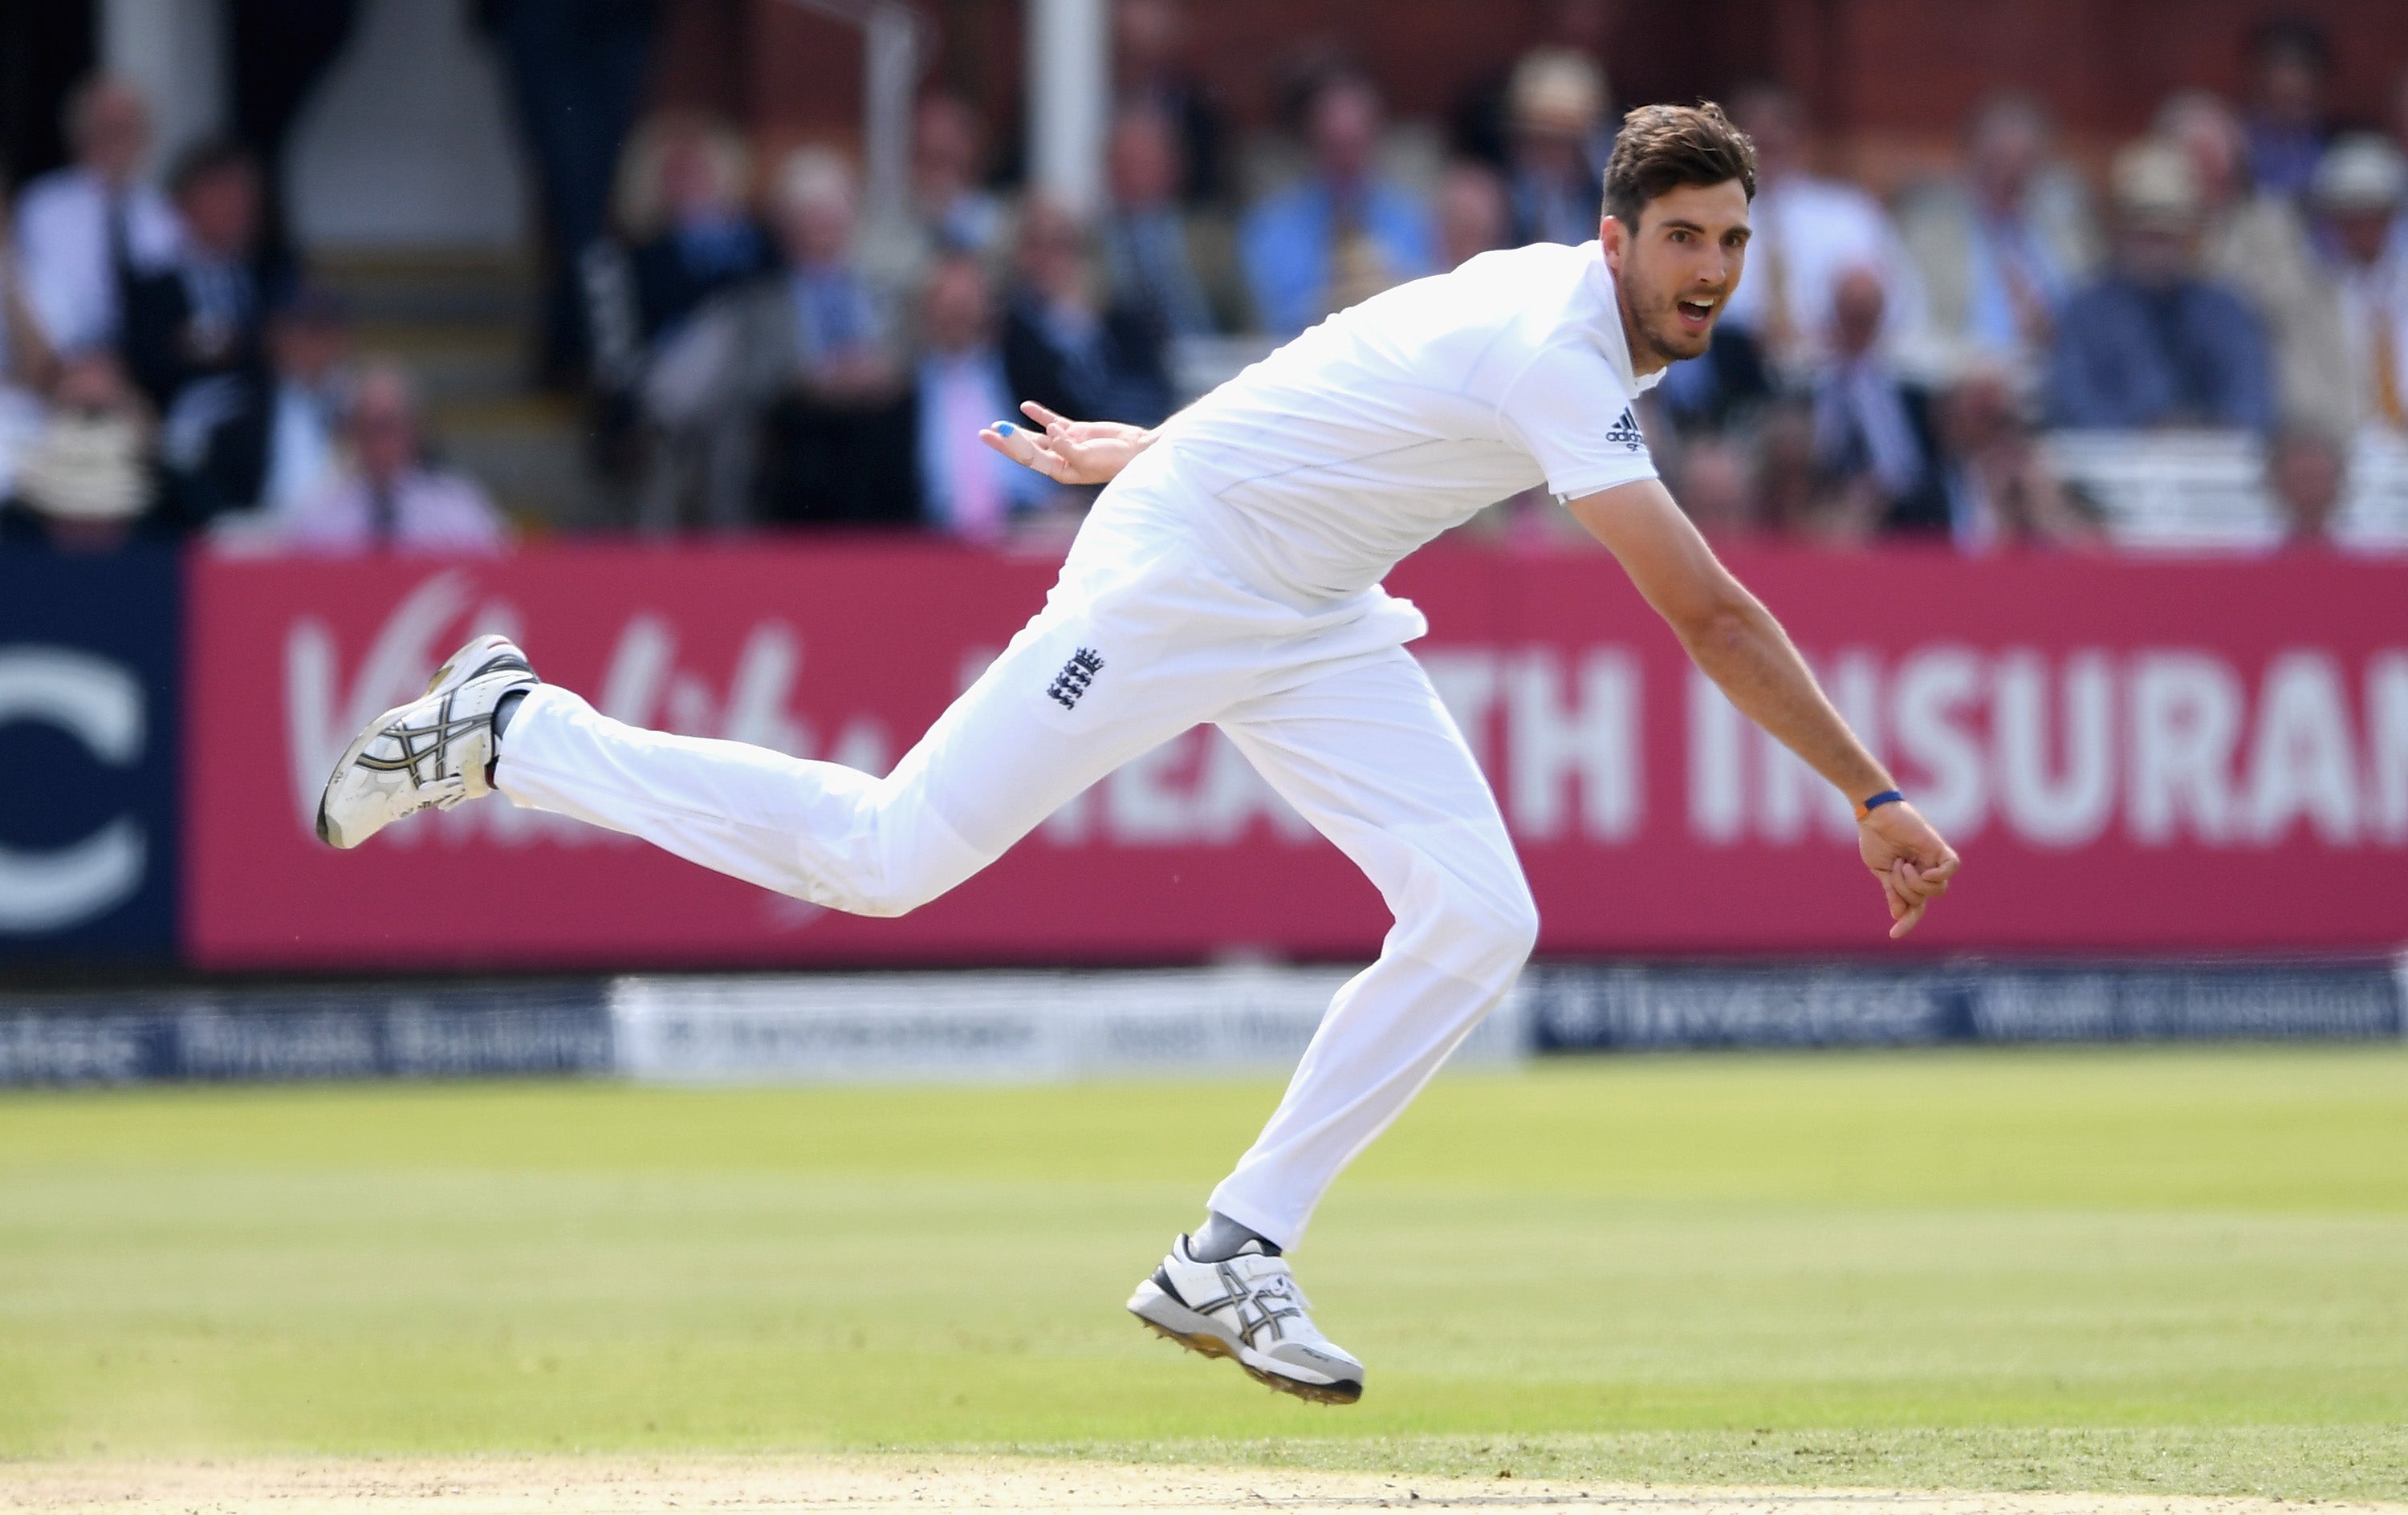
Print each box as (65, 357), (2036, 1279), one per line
(2043, 429), (2408, 553)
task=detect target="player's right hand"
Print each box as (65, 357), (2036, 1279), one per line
(979, 401), (1153, 486)
(1857, 801), (1960, 940)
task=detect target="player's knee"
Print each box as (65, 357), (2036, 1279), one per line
(812, 794), (988, 917)
(838, 863), (946, 918)
(1487, 885), (1542, 968)
(1424, 868), (1540, 983)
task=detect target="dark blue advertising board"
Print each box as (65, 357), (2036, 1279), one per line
(0, 546), (181, 959)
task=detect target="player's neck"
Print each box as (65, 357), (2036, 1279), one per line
(1615, 289), (1670, 380)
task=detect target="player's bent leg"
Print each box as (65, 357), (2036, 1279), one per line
(1124, 647), (1535, 1404)
(1206, 648), (1538, 1248)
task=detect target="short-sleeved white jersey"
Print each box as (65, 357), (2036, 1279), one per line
(1125, 239), (1662, 603)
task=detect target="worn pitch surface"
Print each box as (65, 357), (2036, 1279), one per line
(5, 1455), (2406, 1513)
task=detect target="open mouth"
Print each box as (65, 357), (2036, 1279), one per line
(1674, 297), (1718, 331)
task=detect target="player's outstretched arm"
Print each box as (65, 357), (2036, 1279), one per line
(978, 400), (1157, 485)
(1565, 478), (1962, 939)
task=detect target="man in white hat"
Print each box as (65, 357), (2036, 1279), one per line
(2158, 90), (2347, 428)
(2311, 134), (2408, 433)
(1503, 48), (1611, 247)
(2045, 140), (2273, 431)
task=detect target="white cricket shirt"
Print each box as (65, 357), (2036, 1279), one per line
(1128, 239), (1663, 604)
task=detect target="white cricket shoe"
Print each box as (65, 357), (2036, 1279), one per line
(315, 633), (539, 849)
(1127, 1236), (1365, 1403)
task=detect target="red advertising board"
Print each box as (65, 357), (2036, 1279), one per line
(185, 540), (2408, 969)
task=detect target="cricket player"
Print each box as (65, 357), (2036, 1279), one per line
(316, 103), (1959, 1405)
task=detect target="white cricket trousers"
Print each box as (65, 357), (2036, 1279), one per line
(495, 495), (1538, 1249)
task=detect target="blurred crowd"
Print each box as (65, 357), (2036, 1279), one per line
(0, 75), (504, 555)
(4, 2), (2406, 556)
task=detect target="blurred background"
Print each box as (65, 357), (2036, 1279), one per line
(2, 0), (2405, 1082)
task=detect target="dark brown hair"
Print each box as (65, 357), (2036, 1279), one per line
(1602, 101), (1756, 229)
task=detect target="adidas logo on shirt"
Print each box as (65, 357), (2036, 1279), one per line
(1604, 406), (1645, 453)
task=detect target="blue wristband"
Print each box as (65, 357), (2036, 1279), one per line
(1855, 790), (1904, 821)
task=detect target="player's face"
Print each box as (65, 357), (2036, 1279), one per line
(1603, 180), (1751, 368)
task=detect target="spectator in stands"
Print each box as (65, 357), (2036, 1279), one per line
(255, 288), (352, 517)
(617, 114), (771, 350)
(583, 115), (767, 496)
(644, 149), (912, 529)
(1719, 83), (1925, 378)
(772, 152), (905, 400)
(271, 363), (506, 553)
(1653, 317), (1776, 439)
(10, 76), (183, 355)
(2241, 17), (2332, 203)
(1117, 0), (1226, 205)
(2046, 141), (2273, 432)
(914, 254), (1051, 541)
(1669, 437), (1761, 543)
(1810, 266), (1946, 536)
(0, 179), (59, 510)
(1501, 49), (1609, 247)
(2, 351), (156, 551)
(1931, 362), (2096, 552)
(1239, 67), (1437, 338)
(1757, 396), (1879, 546)
(2265, 424), (2349, 546)
(1003, 197), (1171, 428)
(1437, 161), (1511, 271)
(1897, 93), (2098, 378)
(2158, 91), (2344, 428)
(757, 148), (917, 526)
(120, 140), (281, 526)
(910, 94), (1011, 262)
(1099, 100), (1230, 339)
(2309, 136), (2408, 433)
(1450, 0), (1617, 174)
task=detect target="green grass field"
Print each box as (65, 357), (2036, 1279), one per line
(2, 1045), (2405, 1500)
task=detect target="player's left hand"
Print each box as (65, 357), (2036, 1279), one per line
(979, 401), (1153, 485)
(1857, 801), (1960, 940)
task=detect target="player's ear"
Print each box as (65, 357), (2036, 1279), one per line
(1600, 215), (1628, 273)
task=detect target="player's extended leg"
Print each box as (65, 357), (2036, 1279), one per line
(317, 554), (1241, 916)
(502, 613), (1230, 915)
(490, 684), (995, 917)
(1125, 644), (1535, 1403)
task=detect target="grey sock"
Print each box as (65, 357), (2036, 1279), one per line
(491, 687), (528, 743)
(1189, 1210), (1279, 1261)
(484, 688), (530, 789)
